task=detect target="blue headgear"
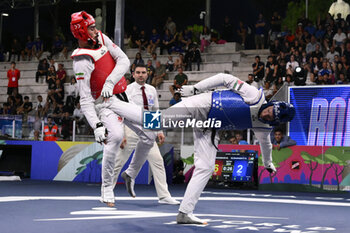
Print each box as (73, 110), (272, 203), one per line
(258, 101), (296, 126)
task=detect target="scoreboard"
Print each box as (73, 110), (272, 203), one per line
(211, 151), (257, 183)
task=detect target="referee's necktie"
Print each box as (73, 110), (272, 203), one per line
(141, 86), (149, 110)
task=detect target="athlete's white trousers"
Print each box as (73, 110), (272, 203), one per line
(111, 126), (172, 200)
(99, 96), (157, 203)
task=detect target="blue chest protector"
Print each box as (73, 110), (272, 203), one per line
(208, 90), (268, 130)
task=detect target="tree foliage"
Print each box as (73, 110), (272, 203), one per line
(283, 0), (333, 32)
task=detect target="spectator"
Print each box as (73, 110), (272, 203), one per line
(337, 72), (349, 84)
(229, 136), (238, 145)
(146, 59), (155, 84)
(8, 38), (22, 62)
(33, 104), (44, 140)
(17, 96), (33, 117)
(51, 101), (64, 125)
(35, 58), (49, 83)
(7, 95), (16, 114)
(169, 66), (188, 95)
(181, 28), (193, 50)
(315, 24), (325, 40)
(285, 74), (295, 86)
(324, 73), (336, 84)
(200, 26), (211, 52)
(270, 39), (282, 57)
(273, 77), (284, 93)
(263, 81), (274, 101)
(32, 37), (44, 60)
(0, 103), (11, 115)
(131, 52), (144, 73)
(306, 35), (321, 55)
(334, 62), (347, 80)
(318, 61), (332, 77)
(235, 131), (249, 145)
(22, 35), (34, 61)
(14, 94), (23, 114)
(164, 16), (176, 35)
(311, 44), (324, 61)
(323, 25), (334, 52)
(333, 27), (347, 54)
(160, 29), (175, 55)
(286, 55), (299, 75)
(310, 56), (322, 77)
(7, 62), (20, 96)
(152, 61), (167, 88)
(326, 45), (340, 63)
(270, 11), (282, 42)
(255, 13), (266, 49)
(151, 52), (158, 68)
(252, 55), (265, 82)
(265, 55), (278, 83)
(52, 79), (65, 103)
(270, 128), (296, 150)
(135, 30), (148, 52)
(34, 95), (46, 111)
(184, 44), (201, 71)
(66, 77), (78, 106)
(304, 21), (316, 35)
(147, 28), (161, 54)
(221, 16), (234, 42)
(295, 23), (304, 41)
(166, 55), (174, 72)
(49, 58), (58, 71)
(169, 92), (182, 106)
(43, 116), (59, 141)
(128, 25), (139, 49)
(60, 110), (73, 140)
(56, 63), (67, 84)
(51, 35), (64, 58)
(47, 65), (57, 90)
(73, 101), (88, 134)
(237, 21), (248, 48)
(246, 73), (260, 89)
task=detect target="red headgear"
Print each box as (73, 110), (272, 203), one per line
(70, 11), (96, 43)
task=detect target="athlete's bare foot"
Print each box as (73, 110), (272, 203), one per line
(104, 202), (115, 207)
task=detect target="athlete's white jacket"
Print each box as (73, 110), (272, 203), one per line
(72, 32), (130, 129)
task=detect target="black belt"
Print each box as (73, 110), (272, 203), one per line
(115, 92), (129, 102)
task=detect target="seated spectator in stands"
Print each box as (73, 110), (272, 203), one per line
(146, 59), (155, 84)
(286, 55), (299, 75)
(316, 73), (327, 85)
(135, 29), (148, 52)
(51, 101), (64, 125)
(229, 136), (238, 145)
(128, 25), (139, 49)
(337, 73), (349, 84)
(326, 46), (339, 63)
(152, 61), (166, 88)
(305, 71), (317, 86)
(0, 103), (11, 115)
(273, 77), (284, 94)
(252, 55), (265, 82)
(263, 81), (274, 101)
(304, 21), (316, 35)
(73, 101), (88, 134)
(147, 28), (161, 54)
(310, 56), (322, 77)
(184, 44), (201, 71)
(295, 23), (304, 41)
(200, 26), (211, 52)
(43, 116), (59, 141)
(53, 79), (65, 103)
(270, 39), (282, 57)
(169, 92), (182, 106)
(333, 27), (346, 54)
(49, 58), (58, 71)
(318, 61), (332, 77)
(35, 58), (49, 83)
(270, 128), (296, 150)
(169, 66), (188, 95)
(246, 73), (260, 89)
(166, 55), (174, 72)
(17, 96), (33, 117)
(131, 52), (144, 73)
(323, 25), (334, 52)
(47, 65), (57, 90)
(151, 52), (158, 68)
(61, 110), (73, 140)
(306, 35), (320, 55)
(7, 96), (16, 114)
(311, 44), (324, 61)
(235, 131), (249, 145)
(265, 55), (278, 83)
(33, 104), (44, 140)
(8, 38), (22, 62)
(32, 37), (44, 61)
(285, 74), (295, 86)
(160, 29), (175, 55)
(324, 73), (336, 84)
(51, 35), (64, 58)
(7, 61), (20, 96)
(56, 63), (67, 83)
(181, 28), (193, 50)
(172, 32), (185, 53)
(14, 94), (23, 114)
(315, 25), (325, 41)
(22, 35), (34, 61)
(66, 77), (78, 106)
(34, 95), (46, 111)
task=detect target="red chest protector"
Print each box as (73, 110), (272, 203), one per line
(71, 32), (127, 99)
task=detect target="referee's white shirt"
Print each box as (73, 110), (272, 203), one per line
(126, 82), (160, 111)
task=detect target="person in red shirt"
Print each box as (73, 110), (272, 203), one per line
(56, 63), (67, 84)
(7, 62), (20, 96)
